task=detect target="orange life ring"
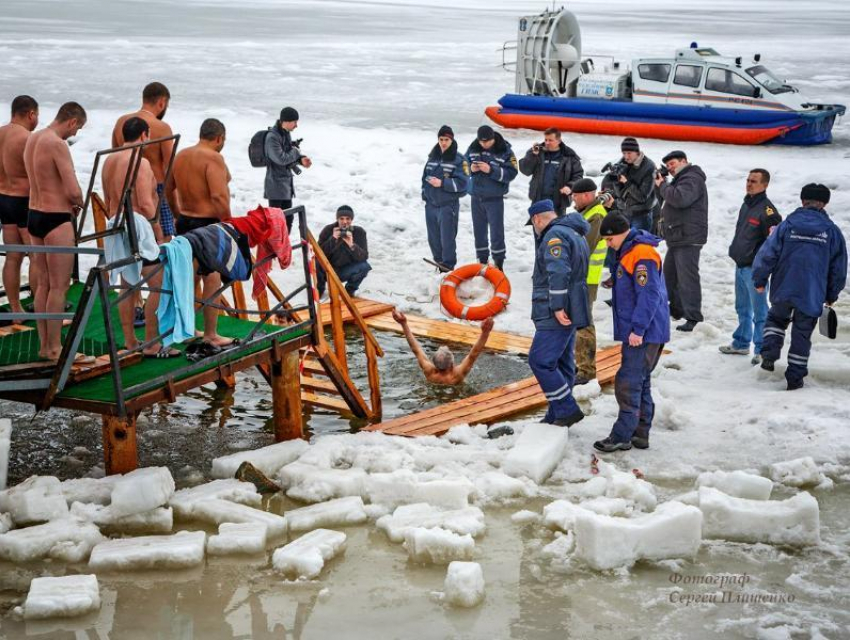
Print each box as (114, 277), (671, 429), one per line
(440, 263), (511, 321)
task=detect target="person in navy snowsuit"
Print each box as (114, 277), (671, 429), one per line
(422, 125), (468, 270)
(465, 125), (517, 270)
(752, 183), (847, 390)
(526, 199), (591, 427)
(593, 214), (670, 452)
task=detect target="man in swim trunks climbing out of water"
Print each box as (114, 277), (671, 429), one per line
(392, 309), (493, 385)
(0, 95), (39, 321)
(23, 101), (89, 363)
(166, 117), (234, 347)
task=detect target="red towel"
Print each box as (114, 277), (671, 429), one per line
(229, 205), (292, 300)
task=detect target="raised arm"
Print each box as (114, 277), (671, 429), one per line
(455, 318), (494, 378)
(393, 310), (435, 375)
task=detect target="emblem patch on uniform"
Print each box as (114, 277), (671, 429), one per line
(547, 238), (562, 246)
(550, 246), (562, 258)
(462, 161), (470, 176)
(636, 264), (648, 286)
(765, 206), (776, 216)
(510, 155), (518, 170)
(616, 266), (624, 279)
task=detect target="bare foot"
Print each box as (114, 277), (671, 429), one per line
(205, 335), (235, 347)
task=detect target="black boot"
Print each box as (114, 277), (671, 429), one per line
(786, 378), (805, 391)
(593, 436), (632, 453)
(551, 408), (585, 428)
(494, 259), (504, 273)
(631, 429), (650, 449)
(760, 357), (775, 372)
(676, 320), (698, 332)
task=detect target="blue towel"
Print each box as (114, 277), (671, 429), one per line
(157, 236), (195, 346)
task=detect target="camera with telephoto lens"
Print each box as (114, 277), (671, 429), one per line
(532, 141), (545, 153)
(656, 165), (670, 178)
(596, 189), (616, 207)
(602, 160), (629, 180)
(289, 138), (304, 175)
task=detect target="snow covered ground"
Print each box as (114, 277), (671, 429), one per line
(1, 0), (849, 638)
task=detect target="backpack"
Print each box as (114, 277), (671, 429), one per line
(248, 128), (271, 168)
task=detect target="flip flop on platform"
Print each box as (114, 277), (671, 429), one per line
(145, 346), (182, 359)
(73, 353), (97, 365)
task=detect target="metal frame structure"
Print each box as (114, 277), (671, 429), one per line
(0, 139), (319, 419)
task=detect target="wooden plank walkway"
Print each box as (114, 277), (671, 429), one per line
(365, 344), (623, 437)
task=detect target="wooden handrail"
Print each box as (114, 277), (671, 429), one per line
(306, 232), (384, 357)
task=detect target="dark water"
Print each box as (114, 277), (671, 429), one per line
(1, 329), (532, 485)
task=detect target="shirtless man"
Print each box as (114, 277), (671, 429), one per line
(393, 309), (494, 385)
(112, 82), (175, 240)
(23, 101), (86, 361)
(166, 118), (233, 347)
(102, 116), (179, 358)
(0, 95), (39, 317)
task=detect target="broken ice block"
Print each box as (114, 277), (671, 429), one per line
(169, 479), (261, 519)
(0, 419), (10, 491)
(574, 502), (703, 570)
(502, 423), (569, 484)
(443, 561), (485, 607)
(188, 498), (287, 538)
(22, 575), (100, 620)
(403, 527), (474, 564)
(109, 467), (175, 518)
(696, 470), (772, 500)
(278, 462), (367, 503)
(365, 470), (473, 510)
(211, 440), (308, 479)
(769, 457), (830, 488)
(284, 497), (368, 532)
(0, 476), (69, 525)
(88, 530), (206, 571)
(376, 503), (486, 543)
(207, 522), (268, 556)
(0, 518), (104, 563)
(60, 477), (118, 507)
(271, 529), (347, 579)
(70, 502), (173, 534)
(698, 487), (820, 546)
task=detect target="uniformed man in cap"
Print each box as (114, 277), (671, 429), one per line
(593, 213), (670, 452)
(719, 169), (781, 365)
(526, 199), (591, 426)
(465, 125), (517, 271)
(569, 177), (607, 385)
(753, 183), (847, 390)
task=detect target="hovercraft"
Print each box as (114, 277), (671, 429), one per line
(486, 9), (845, 146)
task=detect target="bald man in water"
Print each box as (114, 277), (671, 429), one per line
(0, 95), (39, 317)
(23, 101), (86, 361)
(112, 82), (176, 239)
(393, 309), (493, 385)
(166, 117), (233, 347)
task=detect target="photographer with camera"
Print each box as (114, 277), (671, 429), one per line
(654, 150), (709, 332)
(519, 127), (583, 215)
(316, 205), (371, 298)
(263, 106), (312, 231)
(600, 138), (659, 233)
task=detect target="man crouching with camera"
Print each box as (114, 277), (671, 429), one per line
(316, 205), (371, 298)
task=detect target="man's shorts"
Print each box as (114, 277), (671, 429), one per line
(156, 183), (175, 237)
(0, 194), (29, 228)
(175, 215), (218, 236)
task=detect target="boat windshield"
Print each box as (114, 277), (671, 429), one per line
(746, 65), (794, 94)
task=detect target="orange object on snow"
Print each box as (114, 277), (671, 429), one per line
(440, 263), (511, 321)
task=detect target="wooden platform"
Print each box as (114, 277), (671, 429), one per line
(365, 344), (623, 437)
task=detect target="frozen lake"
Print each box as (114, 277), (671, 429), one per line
(1, 0), (849, 638)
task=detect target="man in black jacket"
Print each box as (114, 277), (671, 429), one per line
(264, 106), (312, 232)
(600, 138), (659, 231)
(519, 127), (583, 215)
(720, 169), (781, 364)
(316, 205), (371, 297)
(655, 150), (709, 332)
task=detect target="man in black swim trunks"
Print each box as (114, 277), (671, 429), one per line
(167, 118), (235, 347)
(0, 95), (39, 317)
(22, 101), (87, 362)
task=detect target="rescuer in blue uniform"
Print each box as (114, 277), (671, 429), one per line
(526, 199), (590, 427)
(465, 125), (518, 271)
(752, 183), (847, 390)
(593, 213), (670, 452)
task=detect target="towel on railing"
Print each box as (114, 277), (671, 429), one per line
(228, 205), (292, 300)
(104, 213), (160, 286)
(184, 223), (252, 284)
(157, 236), (195, 346)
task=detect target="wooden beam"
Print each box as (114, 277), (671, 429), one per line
(271, 350), (303, 441)
(102, 412), (138, 475)
(365, 338), (382, 421)
(327, 280), (348, 375)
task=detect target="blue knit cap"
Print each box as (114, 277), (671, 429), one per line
(526, 199), (555, 225)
